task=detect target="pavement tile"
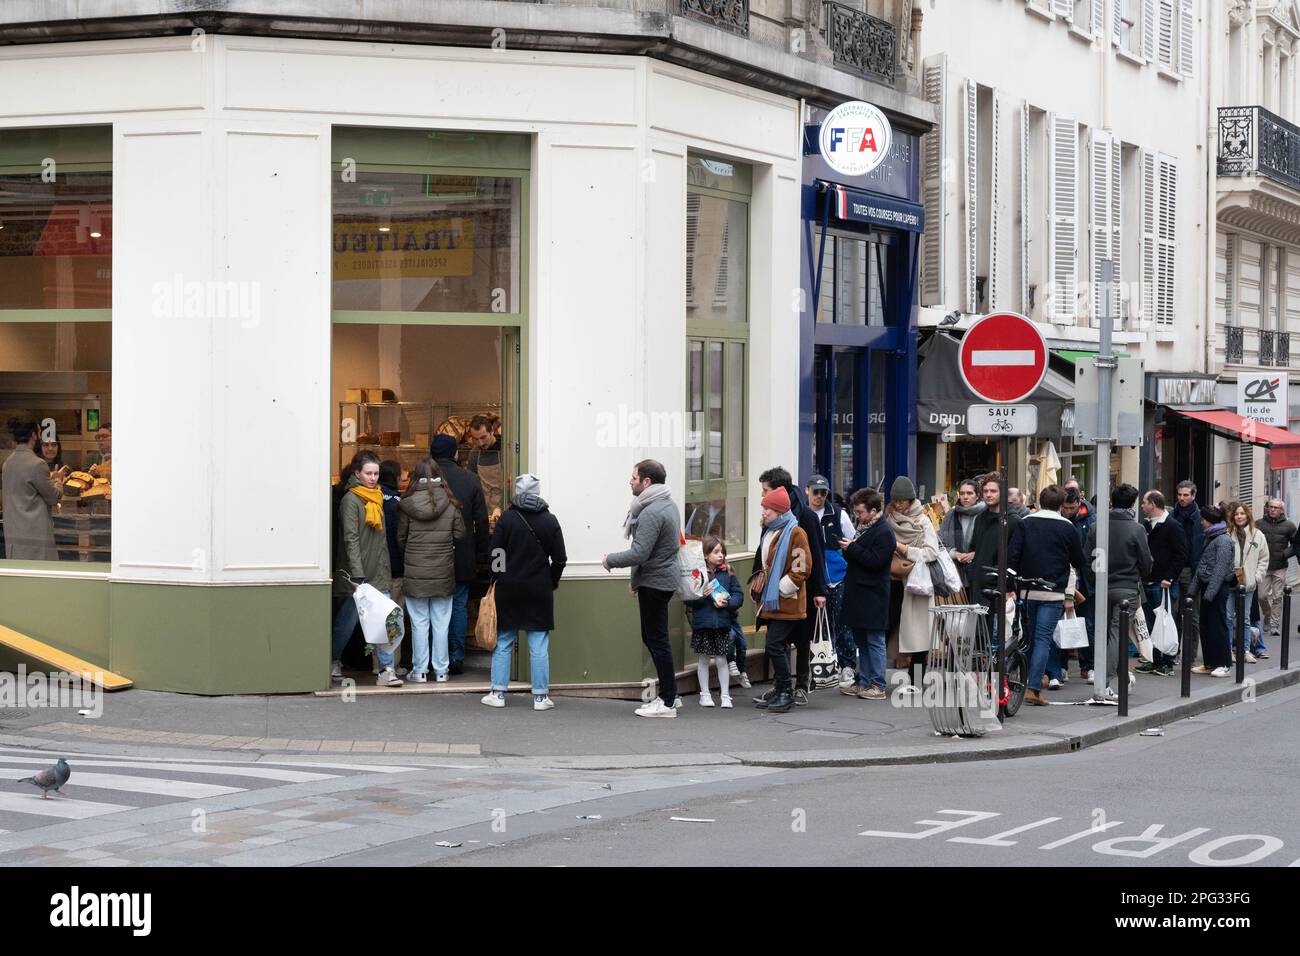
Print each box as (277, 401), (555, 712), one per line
(252, 738), (292, 749)
(350, 741), (386, 753)
(240, 836), (286, 847)
(286, 739), (323, 751)
(383, 741), (417, 753)
(63, 848), (113, 861)
(448, 744), (481, 755)
(416, 742), (451, 754)
(318, 740), (354, 753)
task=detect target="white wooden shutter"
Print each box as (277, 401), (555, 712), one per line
(1224, 233), (1236, 326)
(686, 192), (700, 305)
(1052, 0), (1074, 20)
(1157, 0), (1175, 69)
(989, 94), (1002, 310)
(1090, 129), (1112, 326)
(1110, 137), (1122, 321)
(1178, 0), (1194, 79)
(963, 77), (978, 314)
(1047, 113), (1079, 323)
(1142, 0), (1157, 61)
(1091, 0), (1104, 36)
(1020, 100), (1031, 313)
(1157, 153), (1178, 327)
(1139, 148), (1158, 326)
(921, 54), (947, 306)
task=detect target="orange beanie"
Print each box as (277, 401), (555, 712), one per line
(761, 486), (791, 514)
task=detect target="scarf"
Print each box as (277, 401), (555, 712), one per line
(761, 511), (798, 612)
(623, 482), (673, 539)
(939, 500), (984, 550)
(1203, 522), (1226, 540)
(888, 498), (930, 549)
(349, 485), (385, 530)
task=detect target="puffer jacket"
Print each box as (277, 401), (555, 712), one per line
(1230, 526), (1270, 592)
(332, 475), (393, 597)
(1196, 525), (1235, 604)
(1258, 513), (1295, 571)
(398, 481), (465, 599)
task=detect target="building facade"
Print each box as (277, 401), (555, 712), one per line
(0, 1), (932, 694)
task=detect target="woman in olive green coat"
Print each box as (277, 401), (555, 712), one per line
(399, 459), (465, 682)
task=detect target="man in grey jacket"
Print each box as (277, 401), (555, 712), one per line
(1085, 483), (1153, 698)
(603, 459), (682, 718)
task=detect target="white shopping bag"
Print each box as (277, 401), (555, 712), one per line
(676, 535), (708, 601)
(935, 550), (963, 594)
(810, 606), (840, 690)
(905, 557), (934, 597)
(1130, 603), (1153, 662)
(1150, 590), (1180, 656)
(1053, 608), (1089, 649)
(352, 582), (404, 647)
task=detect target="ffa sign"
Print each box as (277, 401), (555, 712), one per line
(818, 101), (892, 177)
(1237, 371), (1289, 428)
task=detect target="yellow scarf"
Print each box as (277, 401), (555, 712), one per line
(350, 485), (384, 530)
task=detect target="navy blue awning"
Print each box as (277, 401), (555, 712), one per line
(810, 181), (925, 233)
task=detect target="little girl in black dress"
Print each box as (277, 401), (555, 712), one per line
(685, 535), (744, 708)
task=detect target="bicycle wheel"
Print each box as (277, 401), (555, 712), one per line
(1002, 649), (1027, 718)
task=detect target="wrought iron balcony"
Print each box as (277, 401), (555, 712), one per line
(1260, 328), (1276, 367)
(680, 0), (749, 36)
(1280, 331), (1292, 367)
(1226, 325), (1245, 364)
(1218, 105), (1300, 194)
(821, 1), (896, 84)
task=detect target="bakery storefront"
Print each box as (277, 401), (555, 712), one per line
(0, 35), (808, 694)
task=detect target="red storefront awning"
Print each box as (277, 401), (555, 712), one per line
(1170, 409), (1300, 470)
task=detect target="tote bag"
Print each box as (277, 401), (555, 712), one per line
(809, 605), (840, 690)
(905, 556), (934, 597)
(1150, 589), (1180, 656)
(472, 583), (499, 651)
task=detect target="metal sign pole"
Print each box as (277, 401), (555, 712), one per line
(1093, 260), (1115, 701)
(997, 435), (1009, 722)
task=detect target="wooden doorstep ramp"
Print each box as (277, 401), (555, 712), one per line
(0, 623), (132, 690)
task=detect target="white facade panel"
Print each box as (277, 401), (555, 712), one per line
(0, 43), (204, 118)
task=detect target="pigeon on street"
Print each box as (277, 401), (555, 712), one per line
(18, 757), (71, 799)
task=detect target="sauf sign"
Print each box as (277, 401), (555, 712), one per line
(1237, 371), (1289, 428)
(818, 101), (892, 177)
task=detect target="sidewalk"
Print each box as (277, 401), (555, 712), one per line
(3, 635), (1296, 769)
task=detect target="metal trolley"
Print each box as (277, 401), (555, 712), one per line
(925, 604), (999, 738)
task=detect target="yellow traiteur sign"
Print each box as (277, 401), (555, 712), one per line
(333, 218), (475, 280)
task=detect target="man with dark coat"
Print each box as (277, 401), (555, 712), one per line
(430, 434), (490, 673)
(1139, 489), (1188, 677)
(1171, 480), (1207, 657)
(838, 488), (896, 699)
(1086, 484), (1153, 698)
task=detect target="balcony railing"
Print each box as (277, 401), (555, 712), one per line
(1260, 328), (1277, 366)
(1226, 326), (1244, 364)
(1218, 105), (1300, 193)
(1280, 332), (1292, 367)
(680, 0), (749, 36)
(821, 1), (896, 84)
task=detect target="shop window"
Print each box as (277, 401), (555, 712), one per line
(0, 126), (112, 565)
(815, 233), (889, 326)
(686, 154), (749, 547)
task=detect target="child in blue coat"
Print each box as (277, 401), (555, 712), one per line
(685, 535), (744, 708)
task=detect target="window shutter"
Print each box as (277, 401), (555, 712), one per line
(1052, 0), (1074, 20)
(713, 218), (730, 306)
(1224, 233), (1236, 326)
(1112, 0), (1123, 46)
(686, 192), (700, 305)
(1021, 100), (1031, 313)
(964, 77), (978, 314)
(1092, 0), (1104, 36)
(921, 54), (947, 306)
(1110, 137), (1122, 322)
(1157, 0), (1175, 69)
(1157, 153), (1178, 327)
(1139, 149), (1158, 326)
(1090, 129), (1111, 327)
(1178, 0), (1194, 79)
(989, 93), (1002, 310)
(1047, 113), (1079, 323)
(1142, 0), (1157, 61)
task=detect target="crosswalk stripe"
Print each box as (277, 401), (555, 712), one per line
(0, 756), (337, 783)
(0, 768), (243, 799)
(0, 792), (126, 820)
(0, 747), (418, 774)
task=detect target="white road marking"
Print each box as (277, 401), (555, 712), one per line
(949, 816), (1063, 847)
(971, 349), (1036, 366)
(0, 793), (127, 820)
(860, 809), (1000, 839)
(0, 756), (336, 783)
(1038, 821), (1124, 849)
(0, 747), (417, 774)
(0, 768), (243, 799)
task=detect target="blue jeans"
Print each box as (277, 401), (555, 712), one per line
(1024, 600), (1065, 692)
(1225, 590), (1258, 656)
(1145, 582), (1181, 666)
(851, 628), (887, 689)
(449, 582), (469, 664)
(407, 595), (453, 677)
(491, 629), (550, 694)
(726, 621), (747, 673)
(331, 592), (395, 671)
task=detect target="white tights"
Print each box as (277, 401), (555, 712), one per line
(696, 655), (730, 699)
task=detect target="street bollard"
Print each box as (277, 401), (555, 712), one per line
(1117, 600), (1130, 717)
(1235, 585), (1247, 685)
(1283, 585), (1293, 672)
(1181, 595), (1193, 698)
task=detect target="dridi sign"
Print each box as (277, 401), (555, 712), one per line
(818, 101), (893, 177)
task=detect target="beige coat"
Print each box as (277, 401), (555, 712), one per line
(1232, 526), (1270, 592)
(888, 500), (941, 654)
(1, 444), (61, 561)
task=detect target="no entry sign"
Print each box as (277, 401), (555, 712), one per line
(958, 312), (1048, 404)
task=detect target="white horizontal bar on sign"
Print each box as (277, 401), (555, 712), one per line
(0, 768), (244, 799)
(971, 350), (1036, 366)
(0, 792), (126, 820)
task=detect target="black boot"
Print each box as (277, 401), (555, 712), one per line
(765, 683), (794, 714)
(753, 686), (776, 707)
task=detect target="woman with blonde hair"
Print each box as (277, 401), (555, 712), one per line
(1226, 501), (1269, 663)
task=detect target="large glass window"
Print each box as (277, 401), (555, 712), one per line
(685, 155), (748, 547)
(816, 232), (889, 326)
(0, 126), (112, 565)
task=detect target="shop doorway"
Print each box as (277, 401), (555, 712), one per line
(813, 346), (887, 502)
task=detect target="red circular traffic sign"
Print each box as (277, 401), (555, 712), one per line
(957, 311), (1048, 404)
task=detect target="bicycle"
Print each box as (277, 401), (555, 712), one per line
(977, 568), (1060, 718)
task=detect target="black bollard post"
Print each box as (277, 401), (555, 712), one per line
(989, 588), (1004, 722)
(1117, 600), (1130, 717)
(1235, 585), (1247, 684)
(1181, 595), (1193, 698)
(1283, 585), (1293, 672)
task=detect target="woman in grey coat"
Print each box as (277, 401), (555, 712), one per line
(1192, 505), (1234, 677)
(937, 479), (984, 592)
(398, 459), (465, 683)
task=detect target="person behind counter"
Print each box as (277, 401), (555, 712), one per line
(466, 415), (504, 516)
(87, 423), (111, 475)
(40, 438), (66, 474)
(2, 418), (66, 560)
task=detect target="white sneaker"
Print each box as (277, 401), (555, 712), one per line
(839, 667), (857, 688)
(407, 672), (428, 683)
(1084, 669), (1095, 681)
(481, 691), (506, 708)
(738, 672), (752, 689)
(699, 693), (715, 708)
(1059, 672), (1069, 684)
(1128, 671), (1136, 688)
(634, 699), (678, 719)
(1210, 666), (1231, 678)
(728, 661), (741, 678)
(330, 660), (343, 681)
(1103, 686), (1119, 701)
(376, 669), (403, 687)
(720, 695), (733, 709)
(533, 696), (554, 711)
(673, 697), (683, 709)
(435, 673), (449, 683)
(1048, 678), (1061, 690)
(1245, 652), (1258, 664)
